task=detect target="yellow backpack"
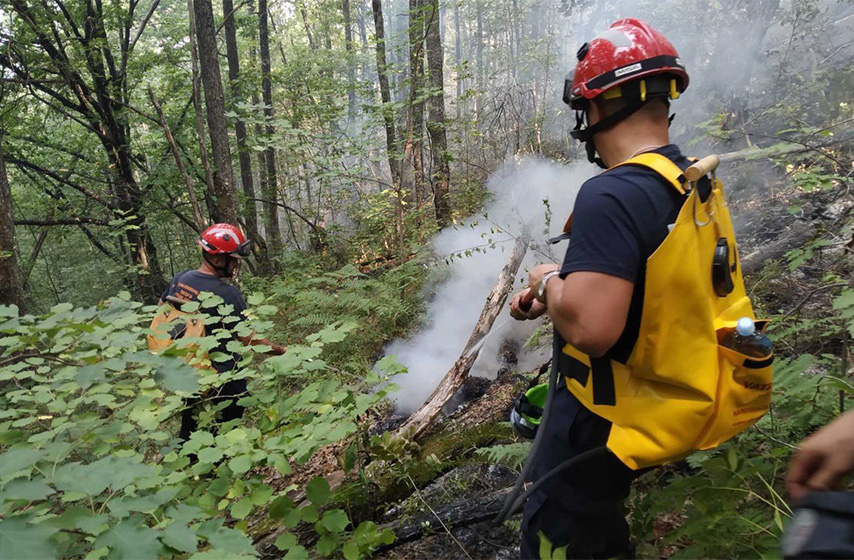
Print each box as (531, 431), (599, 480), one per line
(560, 153), (773, 470)
(148, 296), (211, 370)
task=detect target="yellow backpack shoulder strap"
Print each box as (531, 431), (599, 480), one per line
(611, 152), (688, 195)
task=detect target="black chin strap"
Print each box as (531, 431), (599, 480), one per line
(572, 99), (650, 169)
(203, 252), (232, 278)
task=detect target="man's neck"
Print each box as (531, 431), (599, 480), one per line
(596, 122), (670, 168)
(197, 262), (220, 277)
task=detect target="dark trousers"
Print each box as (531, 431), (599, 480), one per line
(179, 378), (248, 441)
(520, 385), (640, 559)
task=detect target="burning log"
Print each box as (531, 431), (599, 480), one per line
(373, 487), (514, 553)
(396, 235), (529, 440)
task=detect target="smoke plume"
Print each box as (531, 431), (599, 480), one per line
(386, 157), (593, 413)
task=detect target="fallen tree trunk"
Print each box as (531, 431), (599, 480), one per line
(396, 236), (529, 440)
(374, 487), (514, 553)
(718, 134), (854, 163)
(740, 220), (813, 276)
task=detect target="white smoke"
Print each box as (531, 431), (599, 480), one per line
(385, 156), (595, 413)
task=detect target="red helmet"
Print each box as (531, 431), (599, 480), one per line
(564, 18), (689, 109)
(198, 223), (250, 258)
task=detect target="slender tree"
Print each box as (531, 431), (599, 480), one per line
(187, 0), (216, 218)
(407, 0), (426, 218)
(259, 0), (283, 260)
(342, 0), (357, 123)
(0, 134), (26, 312)
(193, 0), (240, 224)
(424, 0), (452, 227)
(371, 0), (400, 186)
(454, 0), (463, 120)
(223, 0), (261, 241)
(371, 0), (405, 258)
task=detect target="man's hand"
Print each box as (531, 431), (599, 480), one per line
(509, 288), (547, 320)
(787, 410), (854, 500)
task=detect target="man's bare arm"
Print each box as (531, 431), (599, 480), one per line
(238, 334), (286, 355)
(545, 271), (634, 358)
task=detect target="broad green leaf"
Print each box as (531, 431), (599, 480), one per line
(154, 362), (199, 393)
(0, 447), (44, 477)
(0, 516), (59, 560)
(207, 477), (230, 498)
(305, 477), (330, 507)
(283, 546), (309, 560)
(107, 488), (179, 518)
(231, 498), (253, 519)
(0, 477), (54, 502)
(300, 505), (319, 523)
(197, 520), (255, 554)
(269, 495), (294, 520)
(197, 447), (224, 465)
(321, 509), (350, 533)
(94, 516), (163, 560)
(164, 504), (205, 525)
(250, 485), (273, 506)
(343, 541), (360, 560)
(53, 457), (154, 496)
(160, 522), (198, 553)
(228, 454), (253, 474)
(274, 532), (297, 551)
(316, 533), (338, 555)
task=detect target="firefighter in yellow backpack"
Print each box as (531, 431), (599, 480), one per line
(150, 223), (286, 442)
(506, 19), (772, 559)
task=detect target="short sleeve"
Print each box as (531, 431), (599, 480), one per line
(161, 273), (181, 301)
(559, 177), (644, 282)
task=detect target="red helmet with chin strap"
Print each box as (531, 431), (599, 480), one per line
(564, 19), (689, 167)
(564, 18), (689, 109)
(198, 223), (250, 258)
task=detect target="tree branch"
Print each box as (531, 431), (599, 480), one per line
(15, 217), (111, 226)
(128, 0), (160, 55)
(148, 85), (205, 232)
(247, 197), (322, 234)
(6, 156), (117, 210)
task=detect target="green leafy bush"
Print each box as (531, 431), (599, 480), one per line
(0, 295), (397, 559)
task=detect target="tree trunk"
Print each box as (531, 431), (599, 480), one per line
(407, 0), (426, 221)
(187, 0), (217, 217)
(453, 0), (462, 120)
(424, 0), (452, 228)
(0, 137), (27, 313)
(222, 0), (260, 240)
(396, 236), (528, 440)
(259, 0), (283, 260)
(371, 0), (400, 186)
(475, 4), (484, 94)
(193, 0), (240, 225)
(342, 0), (357, 124)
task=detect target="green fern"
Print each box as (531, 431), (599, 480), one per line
(474, 442), (531, 469)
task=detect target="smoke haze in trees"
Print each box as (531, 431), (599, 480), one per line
(381, 0), (854, 413)
(385, 157), (592, 413)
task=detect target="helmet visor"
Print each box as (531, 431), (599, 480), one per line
(234, 240), (251, 258)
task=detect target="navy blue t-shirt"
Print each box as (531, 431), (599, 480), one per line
(559, 144), (691, 361)
(161, 270), (247, 372)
